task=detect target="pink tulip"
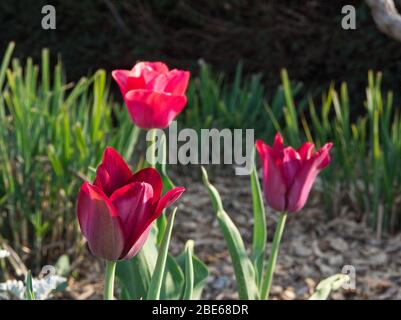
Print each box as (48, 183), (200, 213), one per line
(112, 62), (190, 129)
(77, 147), (185, 260)
(256, 133), (332, 213)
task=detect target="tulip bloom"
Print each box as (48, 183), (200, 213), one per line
(112, 62), (190, 129)
(256, 133), (332, 213)
(77, 147), (185, 261)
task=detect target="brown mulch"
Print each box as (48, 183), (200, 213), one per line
(64, 168), (401, 300)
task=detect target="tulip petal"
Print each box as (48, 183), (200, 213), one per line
(124, 89), (187, 129)
(94, 147), (132, 196)
(164, 70), (190, 95)
(287, 143), (333, 212)
(132, 62), (169, 75)
(77, 182), (124, 260)
(298, 142), (315, 161)
(147, 70), (190, 96)
(132, 62), (169, 84)
(112, 70), (130, 96)
(282, 147), (301, 187)
(272, 133), (284, 156)
(129, 167), (163, 204)
(256, 140), (287, 212)
(155, 187), (186, 217)
(121, 225), (152, 260)
(109, 182), (154, 257)
(316, 143), (333, 169)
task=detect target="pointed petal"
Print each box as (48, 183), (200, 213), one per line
(272, 133), (284, 156)
(282, 147), (302, 187)
(317, 143), (333, 169)
(112, 70), (130, 96)
(164, 70), (190, 96)
(77, 182), (124, 260)
(298, 142), (315, 161)
(124, 90), (187, 129)
(287, 142), (333, 212)
(109, 182), (154, 257)
(155, 187), (185, 216)
(128, 168), (163, 203)
(256, 139), (287, 212)
(94, 147), (132, 196)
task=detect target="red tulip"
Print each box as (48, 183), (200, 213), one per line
(77, 147), (185, 260)
(256, 133), (332, 213)
(112, 62), (190, 129)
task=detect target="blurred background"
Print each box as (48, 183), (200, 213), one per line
(1, 0), (401, 99)
(2, 0), (401, 300)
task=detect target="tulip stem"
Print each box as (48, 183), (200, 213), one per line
(103, 260), (117, 300)
(261, 212), (287, 300)
(147, 129), (158, 168)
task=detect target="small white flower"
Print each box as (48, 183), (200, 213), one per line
(0, 280), (25, 299)
(0, 249), (10, 259)
(0, 274), (67, 300)
(32, 275), (67, 300)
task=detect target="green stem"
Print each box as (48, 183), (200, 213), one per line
(103, 260), (116, 300)
(260, 212), (287, 300)
(147, 129), (157, 168)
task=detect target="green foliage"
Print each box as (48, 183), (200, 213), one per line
(274, 71), (401, 234)
(116, 218), (208, 300)
(181, 63), (271, 137)
(24, 270), (35, 300)
(0, 43), (138, 264)
(201, 167), (260, 300)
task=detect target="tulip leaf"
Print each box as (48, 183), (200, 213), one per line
(147, 208), (177, 300)
(177, 250), (208, 300)
(201, 167), (259, 300)
(155, 132), (173, 244)
(160, 254), (184, 300)
(182, 240), (194, 300)
(309, 274), (350, 300)
(250, 152), (266, 288)
(25, 270), (35, 300)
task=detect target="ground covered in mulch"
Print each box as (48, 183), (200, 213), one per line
(67, 168), (401, 300)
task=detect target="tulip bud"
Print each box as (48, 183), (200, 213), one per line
(77, 147), (185, 260)
(256, 133), (332, 213)
(112, 62), (190, 129)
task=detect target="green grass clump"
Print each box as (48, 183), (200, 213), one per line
(0, 43), (139, 266)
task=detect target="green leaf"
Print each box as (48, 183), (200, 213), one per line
(201, 167), (259, 300)
(176, 250), (209, 300)
(0, 42), (15, 90)
(55, 255), (70, 277)
(25, 270), (35, 300)
(309, 274), (350, 300)
(250, 153), (266, 288)
(182, 240), (194, 300)
(160, 254), (184, 300)
(155, 132), (174, 244)
(146, 208), (177, 300)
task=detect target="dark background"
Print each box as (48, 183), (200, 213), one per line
(1, 0), (401, 99)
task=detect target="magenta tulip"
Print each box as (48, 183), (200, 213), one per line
(256, 133), (332, 213)
(112, 61), (190, 129)
(77, 147), (185, 260)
